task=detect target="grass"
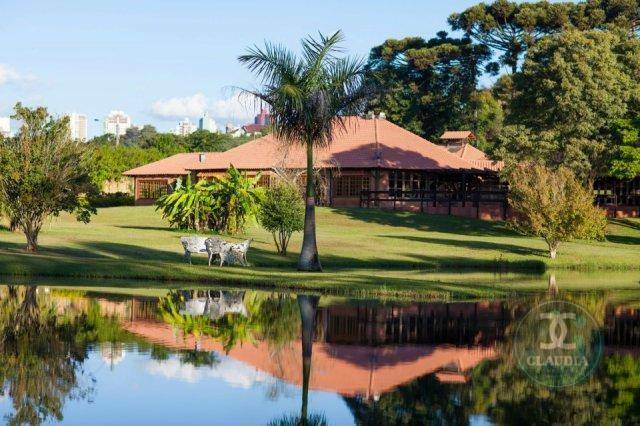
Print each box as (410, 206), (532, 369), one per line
(0, 206), (639, 299)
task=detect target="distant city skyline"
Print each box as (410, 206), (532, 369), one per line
(173, 117), (197, 136)
(68, 112), (87, 142)
(199, 112), (218, 133)
(104, 110), (132, 138)
(1, 0), (489, 137)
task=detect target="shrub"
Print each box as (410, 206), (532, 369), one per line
(507, 163), (607, 259)
(209, 166), (263, 234)
(156, 176), (212, 231)
(155, 166), (262, 234)
(258, 184), (304, 255)
(89, 192), (134, 208)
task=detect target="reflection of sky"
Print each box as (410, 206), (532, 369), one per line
(0, 347), (355, 425)
(145, 355), (272, 388)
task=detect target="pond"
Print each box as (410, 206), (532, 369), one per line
(0, 285), (640, 425)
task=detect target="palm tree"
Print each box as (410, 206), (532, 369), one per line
(239, 30), (367, 271)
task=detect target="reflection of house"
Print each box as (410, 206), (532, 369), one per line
(121, 298), (504, 398)
(124, 116), (507, 219)
(320, 301), (506, 347)
(123, 318), (495, 398)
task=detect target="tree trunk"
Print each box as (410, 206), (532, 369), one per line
(298, 295), (319, 425)
(548, 241), (558, 259)
(24, 222), (41, 253)
(298, 143), (322, 271)
(16, 285), (39, 332)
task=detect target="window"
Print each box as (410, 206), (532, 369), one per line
(257, 174), (272, 188)
(334, 175), (370, 197)
(138, 180), (169, 199)
(388, 171), (427, 197)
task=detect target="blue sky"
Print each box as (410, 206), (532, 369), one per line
(1, 0), (485, 137)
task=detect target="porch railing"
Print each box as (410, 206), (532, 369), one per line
(359, 189), (508, 218)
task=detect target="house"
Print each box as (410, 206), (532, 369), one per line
(242, 123), (268, 135)
(124, 114), (507, 220)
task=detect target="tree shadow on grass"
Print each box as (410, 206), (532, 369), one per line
(0, 240), (180, 262)
(383, 235), (548, 257)
(0, 237), (545, 275)
(116, 225), (183, 232)
(329, 207), (517, 237)
(606, 235), (640, 245)
(610, 218), (640, 232)
(607, 219), (640, 245)
(316, 252), (546, 272)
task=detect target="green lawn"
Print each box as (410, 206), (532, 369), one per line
(0, 206), (639, 299)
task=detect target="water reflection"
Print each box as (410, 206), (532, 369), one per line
(0, 285), (640, 424)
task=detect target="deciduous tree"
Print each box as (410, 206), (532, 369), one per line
(258, 183), (304, 255)
(507, 163), (606, 259)
(0, 103), (96, 252)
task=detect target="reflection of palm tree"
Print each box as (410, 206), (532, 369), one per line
(158, 292), (213, 348)
(265, 295), (325, 426)
(298, 295), (319, 426)
(211, 311), (258, 353)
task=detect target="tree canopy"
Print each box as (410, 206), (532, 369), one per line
(364, 32), (492, 140)
(497, 29), (640, 177)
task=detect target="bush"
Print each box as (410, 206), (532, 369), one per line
(507, 163), (607, 259)
(258, 183), (304, 255)
(89, 192), (134, 208)
(155, 166), (262, 234)
(209, 166), (263, 235)
(155, 176), (212, 231)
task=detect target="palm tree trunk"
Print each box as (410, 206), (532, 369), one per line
(298, 295), (319, 424)
(298, 142), (322, 271)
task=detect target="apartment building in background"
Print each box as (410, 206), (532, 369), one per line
(68, 113), (88, 142)
(198, 112), (218, 133)
(174, 118), (196, 136)
(104, 110), (132, 137)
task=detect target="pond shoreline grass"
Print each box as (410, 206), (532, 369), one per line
(0, 206), (639, 299)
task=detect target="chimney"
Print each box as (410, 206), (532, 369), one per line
(365, 110), (375, 120)
(199, 153), (205, 163)
(378, 112), (386, 120)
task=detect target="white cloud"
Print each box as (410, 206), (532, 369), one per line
(209, 93), (258, 123)
(0, 64), (36, 86)
(151, 93), (208, 119)
(151, 92), (259, 123)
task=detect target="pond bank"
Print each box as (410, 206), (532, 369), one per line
(2, 270), (640, 301)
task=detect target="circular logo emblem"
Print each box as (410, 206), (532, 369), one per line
(513, 300), (603, 388)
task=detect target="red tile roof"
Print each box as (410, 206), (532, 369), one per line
(123, 117), (501, 176)
(242, 123), (267, 133)
(441, 130), (475, 140)
(123, 152), (202, 177)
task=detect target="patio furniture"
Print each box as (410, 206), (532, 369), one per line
(180, 236), (208, 264)
(218, 239), (252, 266)
(205, 236), (226, 267)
